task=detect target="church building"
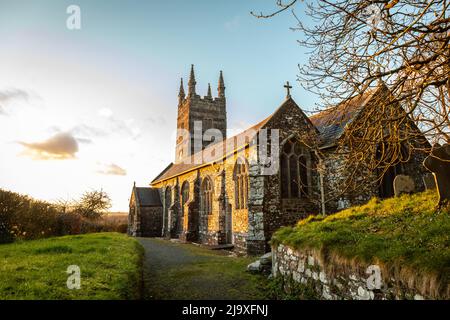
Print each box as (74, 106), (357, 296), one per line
(128, 65), (428, 255)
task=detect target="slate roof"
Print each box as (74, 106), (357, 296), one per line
(134, 187), (161, 207)
(309, 90), (376, 148)
(151, 89), (380, 184)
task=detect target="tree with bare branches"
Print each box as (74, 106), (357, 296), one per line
(253, 0), (450, 208)
(73, 189), (112, 220)
(254, 0), (449, 136)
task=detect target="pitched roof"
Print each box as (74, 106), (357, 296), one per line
(134, 187), (161, 207)
(151, 163), (173, 183)
(310, 90), (377, 147)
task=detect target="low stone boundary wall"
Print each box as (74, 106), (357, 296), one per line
(272, 244), (444, 300)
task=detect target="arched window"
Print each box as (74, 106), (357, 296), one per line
(201, 177), (213, 215)
(234, 159), (248, 209)
(280, 138), (310, 198)
(181, 181), (189, 205)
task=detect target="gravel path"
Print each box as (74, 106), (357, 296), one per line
(138, 238), (267, 300)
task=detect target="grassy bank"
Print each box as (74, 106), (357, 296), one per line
(272, 191), (450, 294)
(0, 233), (143, 300)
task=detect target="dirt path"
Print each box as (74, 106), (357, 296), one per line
(138, 238), (267, 300)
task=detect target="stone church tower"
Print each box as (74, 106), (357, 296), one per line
(175, 65), (227, 163)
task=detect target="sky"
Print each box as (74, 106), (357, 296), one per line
(0, 0), (318, 211)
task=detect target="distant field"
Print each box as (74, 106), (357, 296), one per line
(108, 212), (128, 216)
(0, 233), (143, 300)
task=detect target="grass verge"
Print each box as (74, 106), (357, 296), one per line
(0, 232), (144, 300)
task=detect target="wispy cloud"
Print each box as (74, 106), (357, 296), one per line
(108, 117), (141, 140)
(71, 124), (108, 139)
(97, 163), (127, 176)
(94, 108), (141, 140)
(0, 88), (30, 103)
(18, 132), (79, 160)
(146, 115), (167, 126)
(0, 88), (31, 115)
(70, 111), (141, 145)
(76, 137), (93, 144)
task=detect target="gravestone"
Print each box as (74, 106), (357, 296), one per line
(422, 173), (436, 190)
(247, 260), (262, 273)
(423, 144), (450, 206)
(393, 174), (415, 197)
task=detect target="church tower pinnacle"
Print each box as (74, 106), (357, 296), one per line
(178, 78), (185, 104)
(206, 83), (212, 99)
(188, 64), (197, 97)
(218, 70), (225, 98)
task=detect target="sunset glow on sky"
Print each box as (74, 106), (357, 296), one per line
(0, 0), (317, 211)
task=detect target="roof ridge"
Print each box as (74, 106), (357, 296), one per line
(151, 162), (174, 183)
(309, 89), (377, 120)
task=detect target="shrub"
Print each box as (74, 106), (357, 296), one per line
(99, 214), (129, 233)
(0, 189), (62, 242)
(0, 189), (22, 243)
(56, 213), (82, 235)
(79, 215), (129, 234)
(0, 215), (14, 244)
(115, 223), (128, 234)
(0, 188), (127, 244)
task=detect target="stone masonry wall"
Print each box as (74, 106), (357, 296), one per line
(272, 244), (441, 300)
(262, 98), (322, 247)
(320, 148), (379, 213)
(176, 94), (227, 163)
(321, 146), (428, 214)
(139, 207), (163, 237)
(152, 145), (255, 253)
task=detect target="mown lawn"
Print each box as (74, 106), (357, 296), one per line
(272, 191), (450, 286)
(0, 232), (143, 300)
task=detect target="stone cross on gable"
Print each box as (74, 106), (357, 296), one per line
(423, 143), (450, 206)
(284, 81), (292, 98)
